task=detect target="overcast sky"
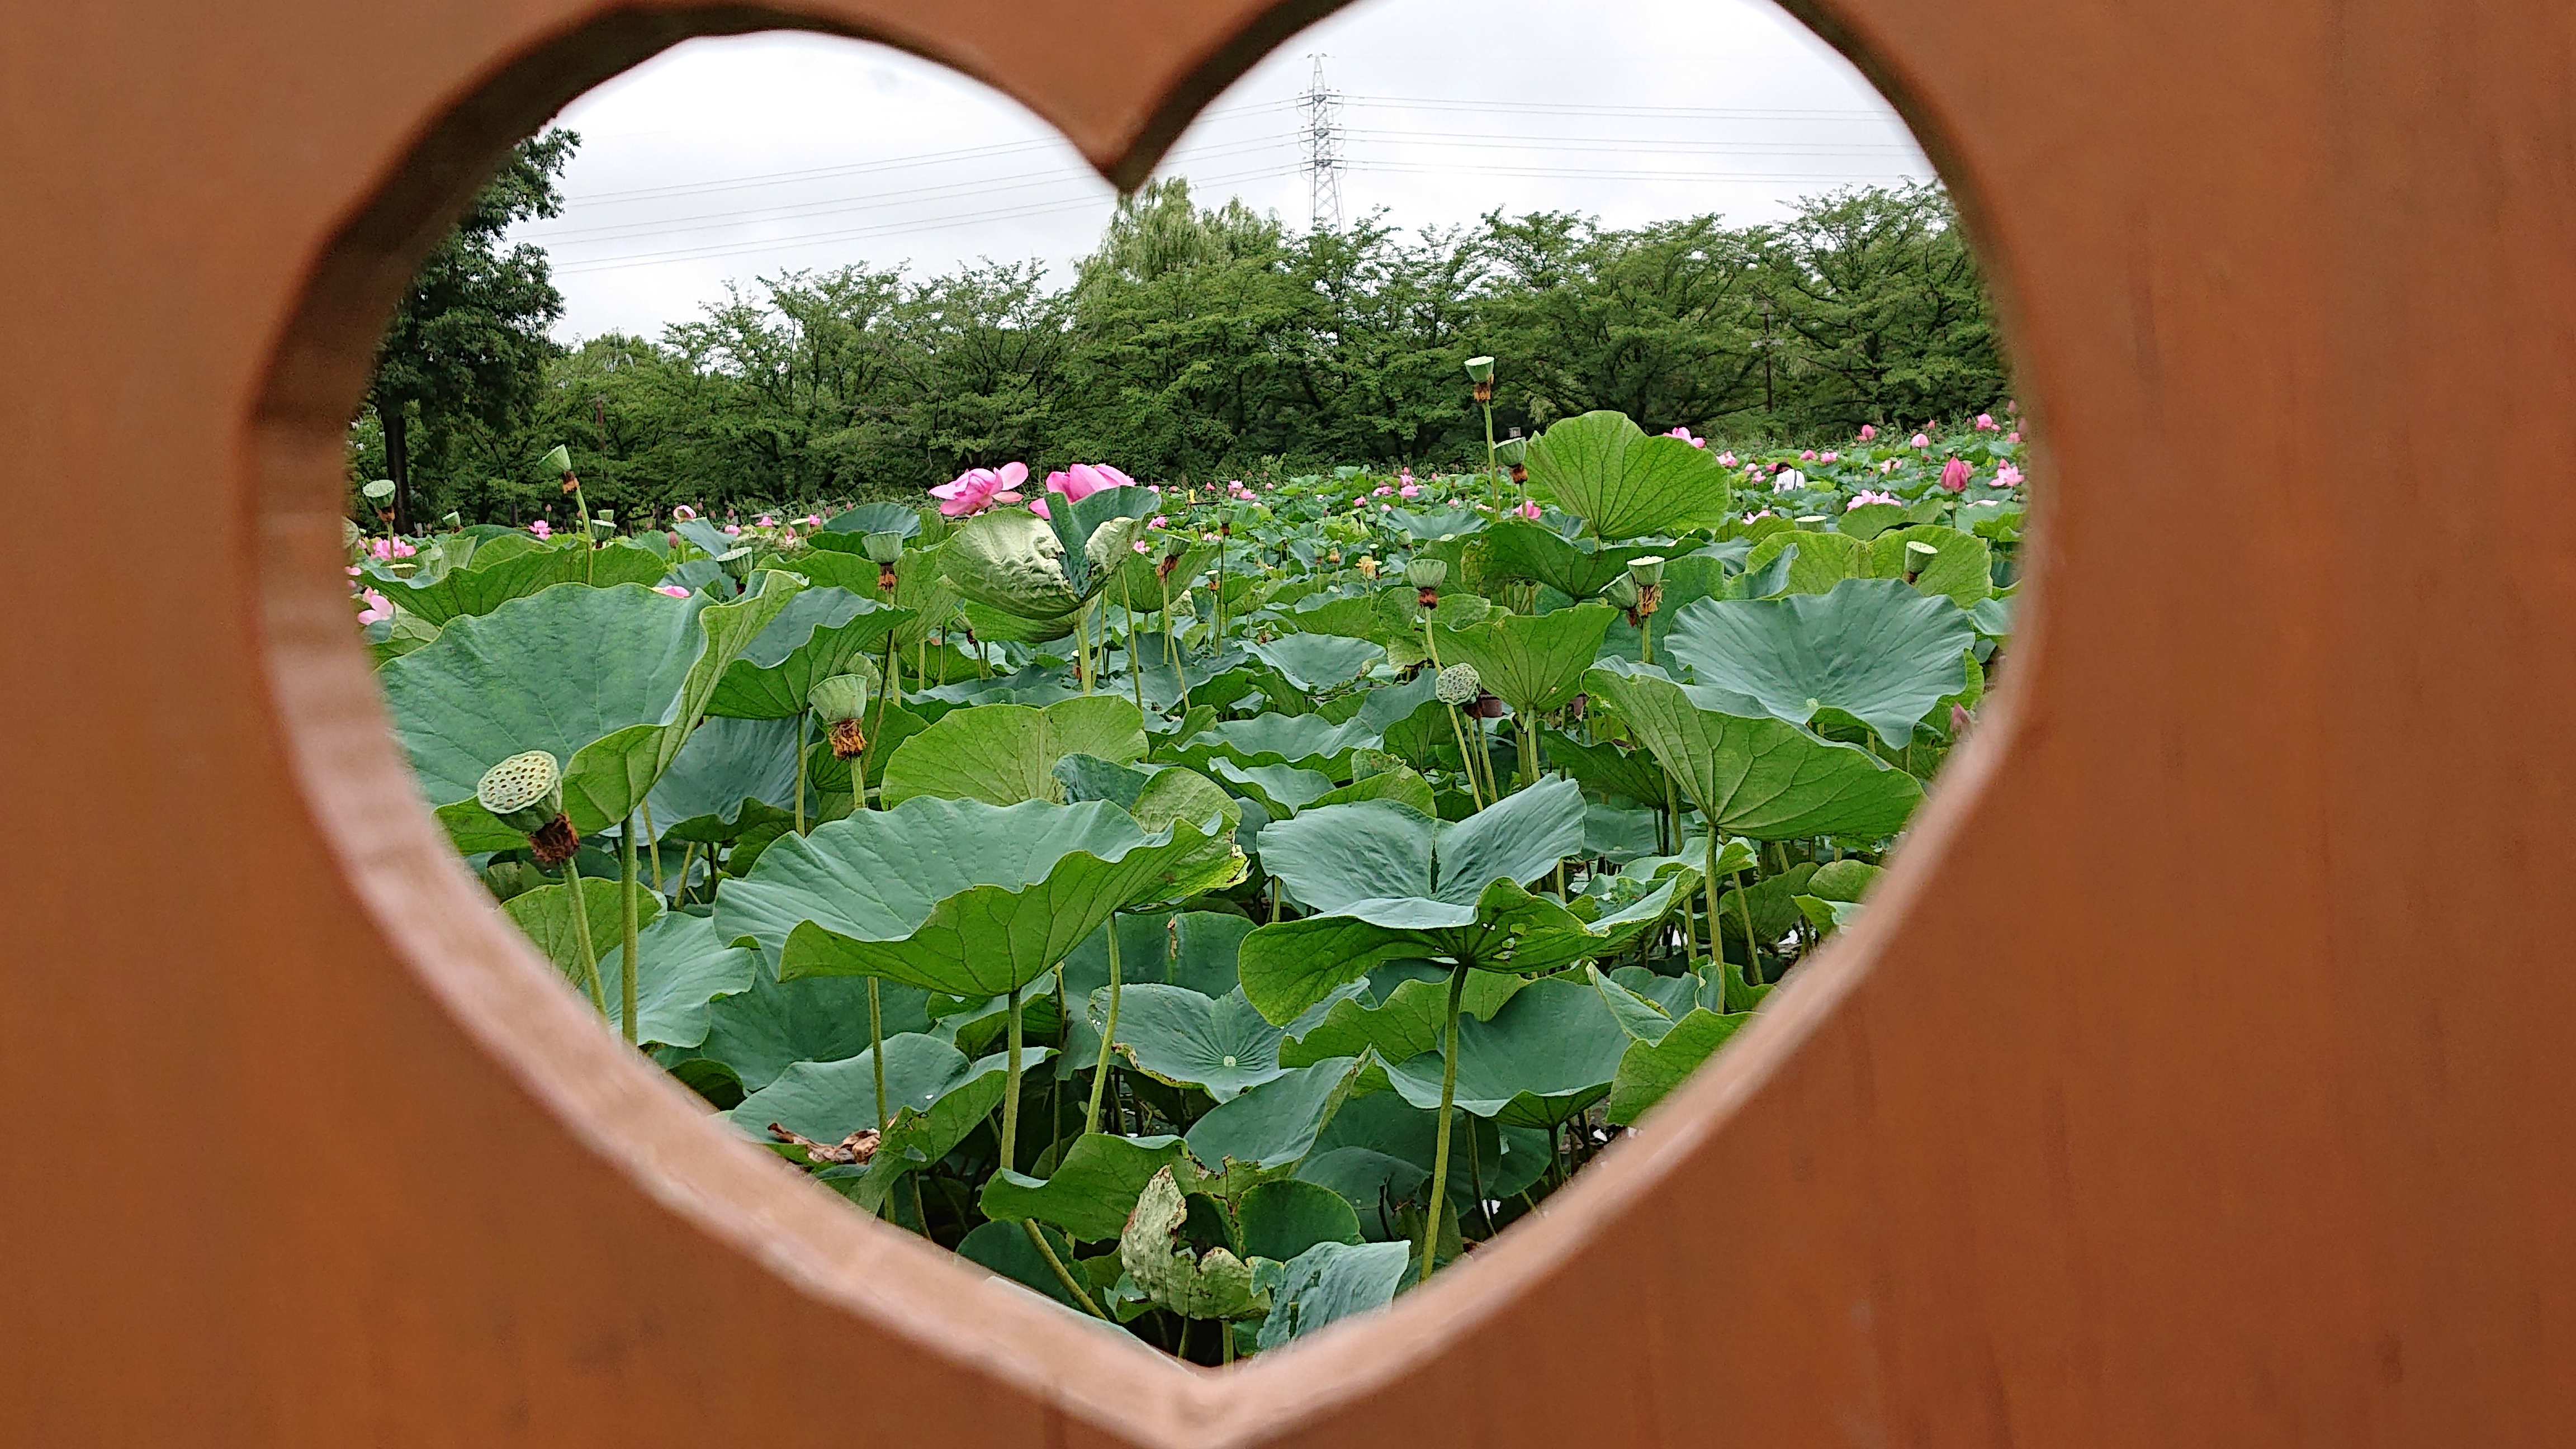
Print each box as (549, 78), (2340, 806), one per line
(515, 0), (1930, 342)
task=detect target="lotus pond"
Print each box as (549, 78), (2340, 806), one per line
(360, 403), (2025, 1363)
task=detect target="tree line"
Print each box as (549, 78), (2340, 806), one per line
(354, 131), (2010, 527)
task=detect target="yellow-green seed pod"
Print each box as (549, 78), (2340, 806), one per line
(476, 751), (564, 835)
(541, 444), (574, 476)
(1493, 437), (1527, 467)
(717, 546), (755, 581)
(1406, 557), (1448, 590)
(1462, 356), (1496, 384)
(361, 479), (395, 504)
(1627, 555), (1666, 588)
(808, 673), (871, 723)
(1602, 574), (1642, 611)
(860, 531), (906, 565)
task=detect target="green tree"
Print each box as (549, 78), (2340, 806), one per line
(362, 129), (576, 530)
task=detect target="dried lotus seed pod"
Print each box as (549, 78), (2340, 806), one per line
(477, 751), (579, 865)
(1436, 662), (1481, 706)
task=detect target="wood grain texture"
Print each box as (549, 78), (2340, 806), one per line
(5, 0), (2572, 1444)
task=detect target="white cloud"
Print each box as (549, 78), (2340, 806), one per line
(516, 0), (1930, 340)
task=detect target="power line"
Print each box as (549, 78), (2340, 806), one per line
(1343, 93), (1900, 122)
(1346, 158), (1921, 183)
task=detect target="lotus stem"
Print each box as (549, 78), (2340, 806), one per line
(1419, 964), (1469, 1282)
(1424, 627), (1485, 812)
(1023, 1220), (1107, 1318)
(1483, 400), (1502, 516)
(868, 979), (888, 1136)
(1732, 863), (1759, 992)
(1076, 607), (1093, 694)
(999, 982), (1025, 1173)
(793, 712), (809, 835)
(1221, 1322), (1237, 1365)
(672, 841), (697, 909)
(1083, 917), (1124, 1136)
(561, 851), (608, 1016)
(1517, 716), (1538, 792)
(640, 798), (662, 896)
(1123, 574), (1144, 715)
(618, 814), (641, 1044)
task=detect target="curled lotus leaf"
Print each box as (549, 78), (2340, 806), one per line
(1523, 409), (1735, 540)
(942, 509), (1085, 618)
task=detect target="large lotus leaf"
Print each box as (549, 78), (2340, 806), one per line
(1473, 518), (1651, 599)
(1663, 577), (1973, 748)
(1545, 730), (1672, 808)
(501, 874), (660, 992)
(1247, 634), (1384, 693)
(1606, 1007), (1751, 1125)
(694, 972), (935, 1091)
(1120, 1167), (1270, 1322)
(1238, 1178), (1363, 1263)
(375, 538), (667, 627)
(706, 589), (913, 720)
(645, 715), (802, 838)
(1279, 592), (1389, 642)
(979, 1132), (1201, 1242)
(1432, 603), (1616, 717)
(1384, 506), (1487, 541)
(387, 575), (804, 851)
(790, 546), (958, 649)
(1039, 484), (1157, 598)
(821, 500), (922, 538)
(1172, 711), (1380, 779)
(1300, 1091), (1550, 1229)
(1243, 869), (1689, 1025)
(1183, 1055), (1371, 1186)
(1068, 910), (1252, 999)
(1097, 982), (1363, 1103)
(1523, 409), (1734, 539)
(727, 1031), (992, 1142)
(590, 911), (761, 1049)
(1742, 529), (1864, 596)
(1860, 524), (1992, 608)
(1214, 760), (1337, 817)
(1259, 776), (1585, 920)
(714, 797), (1227, 998)
(1380, 976), (1633, 1129)
(879, 695), (1147, 808)
(1279, 972), (1521, 1071)
(945, 496), (1145, 619)
(1256, 1240), (1410, 1350)
(1112, 540), (1215, 609)
(1586, 660), (1921, 839)
(1302, 766), (1437, 817)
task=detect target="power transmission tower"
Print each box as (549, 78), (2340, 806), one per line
(1299, 54), (1343, 231)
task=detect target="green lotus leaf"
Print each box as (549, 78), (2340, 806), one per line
(1067, 910), (1252, 1000)
(1301, 766), (1437, 817)
(1794, 894), (1865, 932)
(1183, 1054), (1372, 1188)
(1545, 730), (1671, 808)
(1042, 484), (1158, 598)
(1214, 759), (1336, 817)
(691, 972), (934, 1092)
(1605, 1007), (1752, 1124)
(1278, 969), (1523, 1073)
(386, 574), (806, 851)
(1808, 858), (1882, 901)
(1279, 592), (1390, 642)
(1662, 577), (1973, 747)
(955, 1221), (1097, 1311)
(591, 911), (761, 1049)
(1432, 603), (1616, 717)
(820, 501), (922, 538)
(743, 1036), (1043, 1211)
(1246, 634), (1383, 692)
(1094, 982), (1363, 1103)
(714, 797), (1229, 998)
(789, 546), (959, 649)
(1120, 1167), (1270, 1322)
(374, 538), (668, 627)
(501, 873), (659, 991)
(979, 1132), (1203, 1242)
(880, 695), (1147, 808)
(1741, 529), (1864, 596)
(645, 716), (802, 837)
(705, 589), (913, 720)
(1586, 659), (1922, 839)
(1299, 1091), (1550, 1231)
(1238, 1178), (1363, 1263)
(1861, 524), (1992, 607)
(944, 509), (1083, 617)
(1523, 409), (1734, 539)
(1473, 518), (1652, 599)
(1256, 1240), (1410, 1350)
(1379, 976), (1635, 1129)
(1171, 711), (1381, 779)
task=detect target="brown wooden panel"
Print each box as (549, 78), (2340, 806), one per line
(5, 0), (2572, 1444)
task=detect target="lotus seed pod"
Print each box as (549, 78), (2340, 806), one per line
(1602, 574), (1642, 611)
(361, 478), (396, 503)
(1906, 540), (1939, 561)
(1493, 437), (1527, 467)
(1462, 356), (1495, 385)
(1406, 558), (1448, 590)
(1626, 555), (1666, 588)
(476, 751), (565, 836)
(717, 546), (755, 581)
(1436, 662), (1481, 706)
(808, 673), (871, 724)
(860, 531), (906, 565)
(541, 444), (574, 477)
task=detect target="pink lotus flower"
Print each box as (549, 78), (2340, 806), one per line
(931, 461), (1029, 517)
(1819, 451), (1839, 463)
(1858, 424), (1877, 441)
(723, 523), (741, 536)
(1132, 539), (1153, 553)
(368, 537), (416, 561)
(1148, 514), (1167, 528)
(1665, 426), (1706, 448)
(1744, 508), (1775, 523)
(656, 585), (692, 599)
(1910, 432), (1931, 449)
(1879, 459), (1901, 475)
(756, 514), (776, 528)
(1716, 451), (1738, 467)
(1847, 490), (1902, 510)
(1974, 413), (1999, 431)
(673, 505), (698, 521)
(1372, 485), (1392, 497)
(1800, 449), (1817, 461)
(529, 519), (552, 538)
(1030, 461), (1134, 518)
(804, 514), (822, 526)
(2006, 431), (2020, 444)
(1399, 469), (1415, 484)
(1398, 482), (1420, 499)
(1513, 499), (1541, 520)
(1993, 463), (2025, 487)
(1940, 458), (1973, 493)
(356, 589), (394, 625)
(344, 565), (361, 577)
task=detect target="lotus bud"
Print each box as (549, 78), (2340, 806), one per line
(717, 546), (755, 582)
(477, 750), (579, 866)
(1436, 662), (1481, 706)
(1903, 539), (1939, 581)
(361, 479), (396, 504)
(809, 673), (873, 759)
(1464, 355), (1496, 403)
